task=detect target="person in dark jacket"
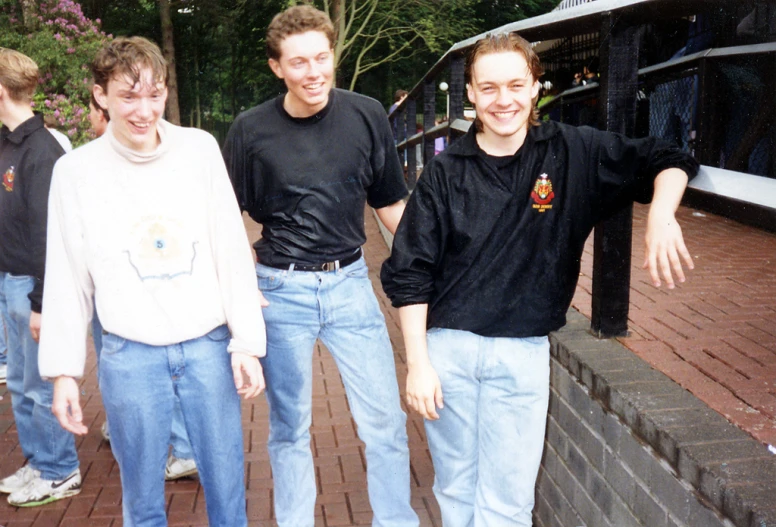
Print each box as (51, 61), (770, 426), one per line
(0, 47), (81, 508)
(381, 33), (698, 527)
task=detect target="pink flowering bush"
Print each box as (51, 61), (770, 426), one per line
(0, 0), (111, 145)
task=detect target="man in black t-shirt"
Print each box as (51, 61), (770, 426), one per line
(223, 6), (418, 527)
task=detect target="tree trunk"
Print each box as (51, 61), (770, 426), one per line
(159, 0), (181, 125)
(21, 0), (38, 30)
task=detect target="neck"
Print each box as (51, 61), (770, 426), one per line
(0, 102), (35, 132)
(283, 93), (328, 118)
(476, 126), (528, 157)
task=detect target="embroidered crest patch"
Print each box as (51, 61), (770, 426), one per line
(531, 173), (554, 212)
(2, 166), (15, 192)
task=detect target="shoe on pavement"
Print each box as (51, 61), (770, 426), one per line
(0, 364), (6, 384)
(7, 468), (81, 507)
(0, 466), (41, 494)
(165, 455), (197, 481)
(100, 421), (110, 442)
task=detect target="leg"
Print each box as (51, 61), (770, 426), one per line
(318, 259), (418, 527)
(474, 336), (550, 527)
(257, 263), (321, 527)
(174, 325), (247, 527)
(2, 274), (79, 480)
(423, 328), (481, 527)
(99, 334), (175, 526)
(169, 398), (194, 460)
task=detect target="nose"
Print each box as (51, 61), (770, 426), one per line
(135, 97), (152, 119)
(496, 86), (511, 106)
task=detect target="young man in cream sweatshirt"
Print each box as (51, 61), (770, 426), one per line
(39, 37), (266, 525)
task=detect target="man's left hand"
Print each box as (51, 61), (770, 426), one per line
(231, 352), (265, 399)
(643, 211), (694, 288)
(29, 311), (41, 342)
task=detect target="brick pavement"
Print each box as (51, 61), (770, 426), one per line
(0, 202), (773, 525)
(572, 203), (776, 447)
(0, 213), (439, 527)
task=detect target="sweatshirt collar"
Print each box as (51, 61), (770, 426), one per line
(447, 120), (560, 157)
(106, 119), (171, 163)
(1, 112), (44, 146)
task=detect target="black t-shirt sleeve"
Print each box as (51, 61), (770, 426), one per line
(222, 115), (254, 213)
(366, 105), (408, 209)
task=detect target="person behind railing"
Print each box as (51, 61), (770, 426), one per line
(381, 31), (698, 527)
(390, 88), (408, 114)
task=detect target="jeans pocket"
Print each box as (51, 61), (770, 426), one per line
(256, 265), (285, 292)
(205, 324), (231, 341)
(101, 332), (127, 356)
(344, 260), (368, 278)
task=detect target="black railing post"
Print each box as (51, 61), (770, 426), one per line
(449, 54), (466, 141)
(590, 13), (639, 338)
(406, 97), (418, 190)
(423, 79), (437, 165)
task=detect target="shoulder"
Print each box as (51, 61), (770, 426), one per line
(168, 121), (219, 149)
(233, 99), (278, 129)
(334, 89), (387, 120)
(54, 137), (104, 173)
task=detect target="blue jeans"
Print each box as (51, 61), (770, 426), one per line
(257, 257), (417, 527)
(0, 309), (7, 366)
(92, 310), (193, 459)
(0, 273), (79, 479)
(424, 328), (550, 527)
(98, 325), (246, 526)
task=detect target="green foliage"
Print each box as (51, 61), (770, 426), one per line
(0, 0), (110, 145)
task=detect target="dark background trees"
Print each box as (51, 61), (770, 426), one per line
(2, 0), (561, 140)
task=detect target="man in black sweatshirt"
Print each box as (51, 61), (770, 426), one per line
(381, 33), (698, 527)
(0, 48), (80, 507)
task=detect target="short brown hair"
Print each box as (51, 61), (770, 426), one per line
(465, 32), (544, 128)
(266, 5), (335, 61)
(0, 48), (39, 102)
(91, 37), (167, 95)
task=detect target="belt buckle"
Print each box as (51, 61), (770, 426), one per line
(321, 261), (337, 272)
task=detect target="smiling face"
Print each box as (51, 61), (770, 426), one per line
(467, 50), (540, 152)
(94, 66), (167, 153)
(268, 30), (334, 118)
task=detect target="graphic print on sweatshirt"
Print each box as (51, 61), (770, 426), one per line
(123, 216), (198, 281)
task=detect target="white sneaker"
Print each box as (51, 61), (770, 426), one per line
(7, 468), (81, 507)
(0, 364), (7, 384)
(100, 421), (110, 442)
(164, 455), (197, 481)
(0, 466), (41, 494)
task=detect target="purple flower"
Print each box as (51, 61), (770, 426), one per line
(54, 33), (62, 40)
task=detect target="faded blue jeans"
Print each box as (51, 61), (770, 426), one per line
(98, 325), (246, 526)
(92, 310), (193, 459)
(257, 257), (418, 527)
(0, 273), (79, 480)
(424, 328), (550, 527)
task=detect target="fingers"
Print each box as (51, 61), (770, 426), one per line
(405, 386), (442, 420)
(232, 354), (265, 399)
(29, 327), (40, 343)
(52, 397), (88, 435)
(257, 290), (270, 308)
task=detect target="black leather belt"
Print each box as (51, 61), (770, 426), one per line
(263, 249), (362, 272)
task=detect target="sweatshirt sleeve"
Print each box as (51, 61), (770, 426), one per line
(207, 135), (267, 357)
(589, 128), (699, 217)
(380, 163), (447, 307)
(24, 142), (63, 312)
(38, 161), (94, 379)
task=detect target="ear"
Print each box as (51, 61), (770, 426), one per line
(466, 83), (475, 104)
(531, 79), (540, 100)
(268, 58), (284, 80)
(93, 84), (108, 111)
